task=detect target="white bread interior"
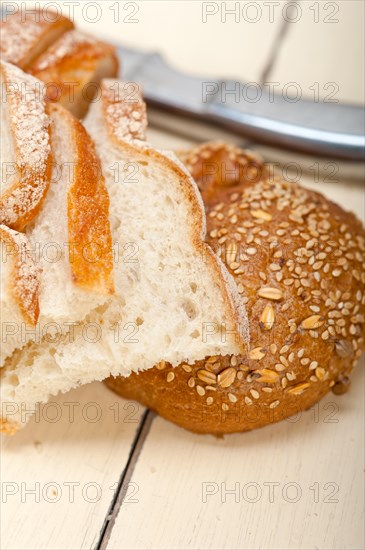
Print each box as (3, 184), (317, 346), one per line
(0, 226), (40, 367)
(0, 80), (249, 433)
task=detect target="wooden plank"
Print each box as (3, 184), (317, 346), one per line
(0, 383), (145, 550)
(106, 361), (364, 550)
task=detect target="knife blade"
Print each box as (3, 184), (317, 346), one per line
(117, 45), (365, 161)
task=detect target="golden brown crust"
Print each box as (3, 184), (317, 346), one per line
(1, 9), (118, 119)
(48, 103), (115, 294)
(0, 11), (74, 69)
(100, 82), (249, 349)
(106, 142), (365, 434)
(29, 31), (119, 117)
(0, 225), (40, 326)
(0, 62), (52, 231)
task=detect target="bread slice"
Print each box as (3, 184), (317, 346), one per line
(0, 99), (115, 434)
(0, 10), (74, 69)
(0, 61), (52, 230)
(26, 102), (114, 325)
(84, 79), (249, 356)
(0, 81), (249, 433)
(29, 30), (119, 118)
(0, 225), (41, 367)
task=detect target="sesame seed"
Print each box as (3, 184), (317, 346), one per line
(167, 372), (175, 383)
(182, 364), (192, 373)
(228, 393), (237, 403)
(196, 385), (205, 396)
(270, 344), (278, 354)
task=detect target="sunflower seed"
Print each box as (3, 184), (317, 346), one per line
(257, 287), (283, 301)
(286, 383), (310, 395)
(301, 315), (324, 329)
(251, 209), (272, 221)
(260, 303), (275, 330)
(248, 347), (266, 360)
(197, 369), (217, 384)
(253, 369), (280, 383)
(217, 367), (237, 388)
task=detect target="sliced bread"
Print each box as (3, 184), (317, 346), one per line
(0, 61), (52, 230)
(0, 225), (41, 368)
(0, 10), (74, 70)
(29, 30), (119, 118)
(0, 80), (249, 433)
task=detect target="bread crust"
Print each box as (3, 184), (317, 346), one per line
(106, 142), (365, 434)
(0, 62), (52, 230)
(0, 11), (74, 69)
(48, 103), (115, 295)
(0, 225), (40, 326)
(100, 81), (250, 350)
(29, 30), (119, 117)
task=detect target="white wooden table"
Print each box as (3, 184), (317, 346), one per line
(1, 2), (364, 549)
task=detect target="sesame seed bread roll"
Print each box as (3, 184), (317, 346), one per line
(106, 142), (365, 435)
(29, 30), (119, 119)
(0, 225), (41, 369)
(0, 62), (52, 230)
(0, 10), (74, 70)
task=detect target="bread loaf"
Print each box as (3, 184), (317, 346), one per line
(0, 10), (74, 69)
(0, 9), (118, 118)
(0, 84), (249, 434)
(106, 142), (365, 434)
(29, 30), (119, 118)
